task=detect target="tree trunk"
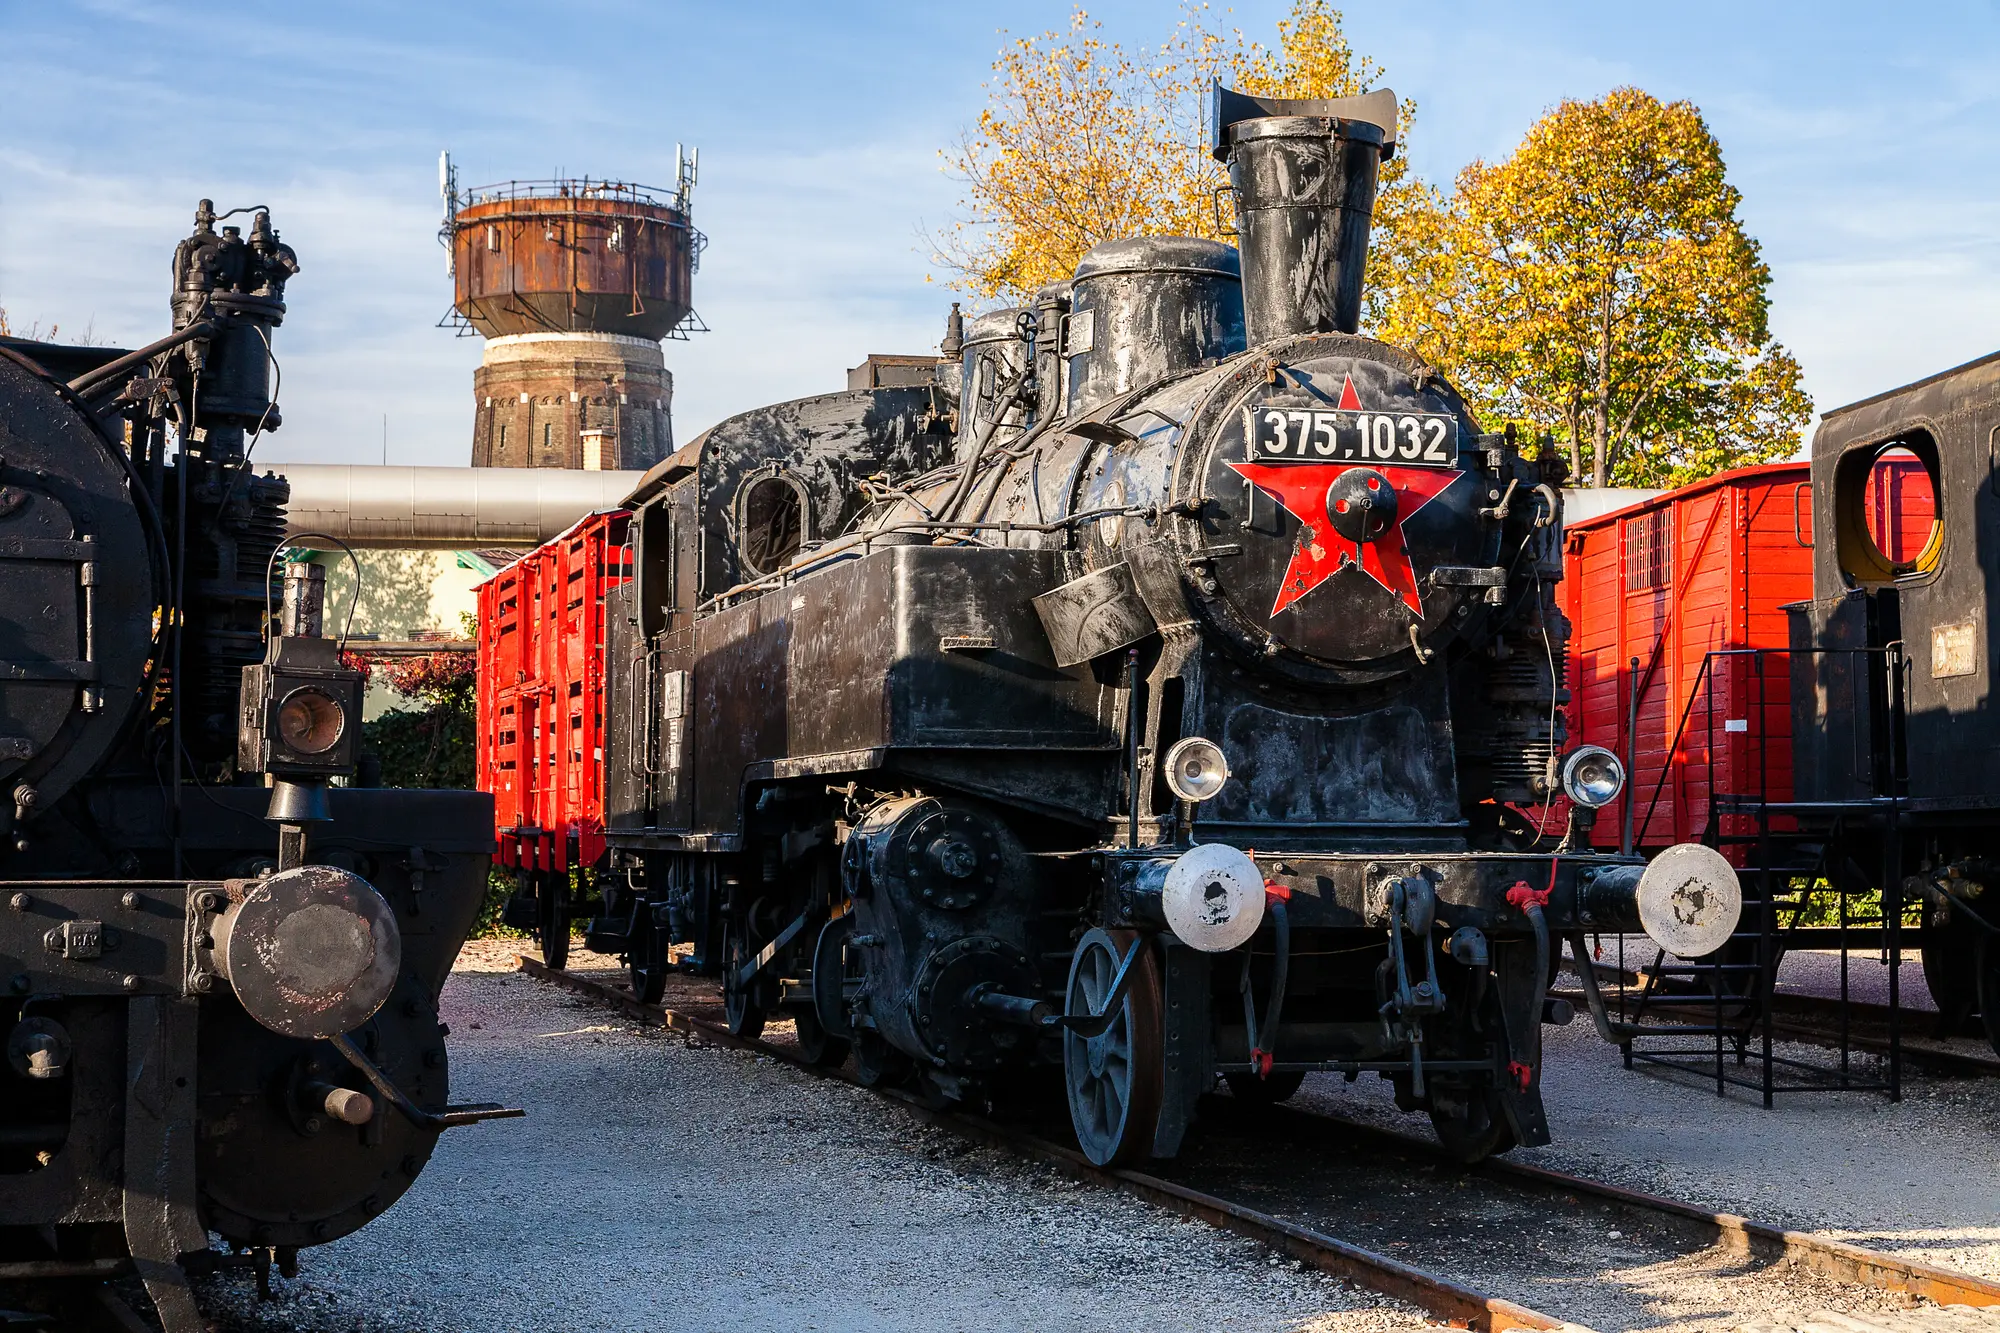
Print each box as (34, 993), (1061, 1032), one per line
(1593, 287), (1615, 488)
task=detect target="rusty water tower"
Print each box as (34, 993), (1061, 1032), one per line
(440, 150), (705, 471)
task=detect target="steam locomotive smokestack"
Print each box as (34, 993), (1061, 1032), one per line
(1209, 83), (1398, 342)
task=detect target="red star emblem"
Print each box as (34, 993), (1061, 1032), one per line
(1227, 460), (1461, 617)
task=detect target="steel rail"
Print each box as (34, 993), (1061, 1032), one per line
(1239, 1101), (2000, 1310)
(518, 956), (2000, 1319)
(513, 956), (1573, 1333)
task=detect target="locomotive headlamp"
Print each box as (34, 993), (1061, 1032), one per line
(1164, 737), (1231, 803)
(276, 686), (347, 756)
(238, 562), (363, 780)
(1560, 745), (1627, 809)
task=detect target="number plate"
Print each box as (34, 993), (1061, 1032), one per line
(1243, 406), (1458, 467)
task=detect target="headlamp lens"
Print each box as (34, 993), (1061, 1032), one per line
(1561, 745), (1626, 809)
(1163, 737), (1230, 803)
(277, 687), (346, 756)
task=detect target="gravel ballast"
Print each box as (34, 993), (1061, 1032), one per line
(201, 941), (2000, 1330)
(201, 951), (1428, 1333)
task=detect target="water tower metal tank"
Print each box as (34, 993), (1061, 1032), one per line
(441, 152), (706, 472)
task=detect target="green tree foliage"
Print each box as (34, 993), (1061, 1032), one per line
(352, 650), (475, 789)
(1379, 88), (1812, 487)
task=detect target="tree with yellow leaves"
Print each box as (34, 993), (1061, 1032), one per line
(938, 1), (1420, 320)
(1380, 88), (1810, 488)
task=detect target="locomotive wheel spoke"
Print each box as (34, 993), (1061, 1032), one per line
(1062, 928), (1163, 1168)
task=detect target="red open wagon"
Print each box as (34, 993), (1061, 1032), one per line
(475, 508), (632, 957)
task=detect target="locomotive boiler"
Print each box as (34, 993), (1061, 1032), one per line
(577, 86), (1740, 1164)
(0, 203), (511, 1330)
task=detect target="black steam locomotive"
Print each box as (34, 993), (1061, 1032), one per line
(0, 204), (508, 1330)
(579, 86), (1739, 1164)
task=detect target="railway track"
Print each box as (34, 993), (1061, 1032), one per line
(517, 955), (2000, 1333)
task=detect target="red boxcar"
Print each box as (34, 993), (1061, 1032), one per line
(1563, 457), (1932, 853)
(475, 510), (632, 875)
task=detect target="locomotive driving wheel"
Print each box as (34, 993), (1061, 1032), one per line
(790, 1003), (850, 1067)
(626, 912), (668, 1006)
(1062, 928), (1164, 1167)
(722, 923), (765, 1040)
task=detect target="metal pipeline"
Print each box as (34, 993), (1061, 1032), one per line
(268, 464), (644, 549)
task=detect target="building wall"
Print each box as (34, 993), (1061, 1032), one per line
(471, 331), (672, 471)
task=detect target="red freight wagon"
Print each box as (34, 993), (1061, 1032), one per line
(475, 509), (632, 878)
(1562, 456), (1931, 854)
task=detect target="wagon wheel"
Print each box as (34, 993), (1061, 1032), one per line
(722, 924), (765, 1041)
(1224, 1069), (1306, 1105)
(1977, 934), (2000, 1059)
(1427, 1080), (1515, 1164)
(1062, 928), (1164, 1168)
(851, 1029), (910, 1088)
(1920, 903), (1981, 1037)
(627, 914), (668, 1005)
(791, 1002), (850, 1068)
(538, 873), (570, 971)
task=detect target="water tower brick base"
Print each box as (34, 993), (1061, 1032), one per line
(471, 332), (672, 471)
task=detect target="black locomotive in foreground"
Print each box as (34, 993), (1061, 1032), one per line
(0, 205), (508, 1330)
(580, 86), (1740, 1164)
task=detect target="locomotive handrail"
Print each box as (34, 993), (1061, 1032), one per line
(65, 318), (217, 398)
(1635, 644), (1910, 848)
(698, 505), (1161, 612)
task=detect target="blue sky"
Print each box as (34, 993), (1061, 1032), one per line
(4, 0), (1998, 467)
